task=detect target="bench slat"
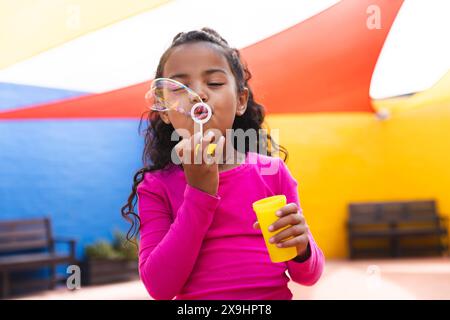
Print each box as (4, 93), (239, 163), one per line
(349, 200), (441, 224)
(351, 227), (447, 238)
(0, 229), (48, 241)
(0, 218), (48, 229)
(0, 253), (73, 271)
(347, 200), (448, 259)
(0, 239), (49, 252)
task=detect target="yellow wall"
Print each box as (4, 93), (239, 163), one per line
(266, 100), (450, 258)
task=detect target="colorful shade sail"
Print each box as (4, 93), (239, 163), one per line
(0, 0), (404, 120)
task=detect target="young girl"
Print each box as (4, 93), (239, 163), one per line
(122, 28), (324, 300)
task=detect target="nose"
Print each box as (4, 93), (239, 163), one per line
(189, 85), (208, 103)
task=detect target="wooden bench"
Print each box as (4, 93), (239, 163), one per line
(347, 200), (449, 259)
(0, 217), (77, 298)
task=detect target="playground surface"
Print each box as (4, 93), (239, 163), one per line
(14, 257), (450, 300)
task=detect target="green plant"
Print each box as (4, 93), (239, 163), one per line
(85, 230), (138, 261)
(112, 230), (139, 261)
(85, 240), (122, 260)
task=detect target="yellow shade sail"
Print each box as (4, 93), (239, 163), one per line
(0, 0), (170, 69)
(372, 70), (450, 115)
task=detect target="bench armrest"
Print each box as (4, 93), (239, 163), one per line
(438, 215), (449, 228)
(51, 237), (77, 260)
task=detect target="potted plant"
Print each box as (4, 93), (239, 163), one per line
(82, 231), (139, 285)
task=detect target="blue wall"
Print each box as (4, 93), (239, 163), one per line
(0, 119), (144, 259)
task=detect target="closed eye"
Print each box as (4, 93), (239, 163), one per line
(208, 83), (224, 87)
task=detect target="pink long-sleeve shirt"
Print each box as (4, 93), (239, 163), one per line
(137, 152), (324, 300)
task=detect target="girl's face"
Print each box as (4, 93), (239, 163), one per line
(159, 42), (249, 138)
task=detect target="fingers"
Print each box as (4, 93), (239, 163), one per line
(200, 131), (216, 164)
(174, 131), (201, 159)
(269, 224), (307, 246)
(176, 131), (221, 165)
(269, 211), (304, 232)
(174, 136), (192, 163)
(195, 131), (224, 165)
(213, 135), (225, 164)
(276, 233), (309, 249)
(275, 203), (299, 218)
(253, 203), (309, 249)
(175, 130), (225, 165)
(193, 132), (208, 163)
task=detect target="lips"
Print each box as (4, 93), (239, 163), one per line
(193, 104), (209, 120)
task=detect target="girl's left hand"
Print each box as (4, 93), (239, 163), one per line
(253, 203), (310, 258)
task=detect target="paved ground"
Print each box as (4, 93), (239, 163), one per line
(12, 257), (450, 300)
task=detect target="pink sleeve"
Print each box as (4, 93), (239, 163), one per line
(277, 159), (325, 286)
(137, 176), (221, 300)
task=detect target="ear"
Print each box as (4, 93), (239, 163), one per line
(236, 87), (249, 116)
(159, 111), (171, 124)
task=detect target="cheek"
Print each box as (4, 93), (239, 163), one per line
(213, 89), (238, 116)
(209, 93), (238, 130)
(168, 112), (193, 132)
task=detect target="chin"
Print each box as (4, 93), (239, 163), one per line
(204, 124), (225, 135)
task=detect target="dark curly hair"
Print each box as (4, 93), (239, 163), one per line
(121, 27), (288, 243)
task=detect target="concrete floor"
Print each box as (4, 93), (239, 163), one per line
(13, 257), (450, 300)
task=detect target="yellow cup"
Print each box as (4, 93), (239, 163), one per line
(252, 195), (298, 263)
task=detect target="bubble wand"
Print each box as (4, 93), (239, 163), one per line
(145, 78), (216, 156)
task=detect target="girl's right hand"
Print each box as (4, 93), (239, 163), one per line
(174, 131), (225, 196)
